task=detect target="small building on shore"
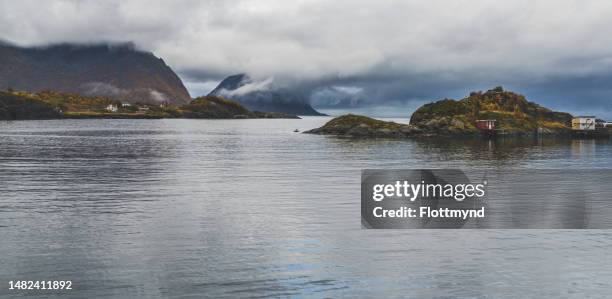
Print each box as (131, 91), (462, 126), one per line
(572, 116), (596, 131)
(476, 119), (496, 131)
(106, 104), (118, 112)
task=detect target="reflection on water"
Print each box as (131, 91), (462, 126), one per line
(1, 118), (612, 298)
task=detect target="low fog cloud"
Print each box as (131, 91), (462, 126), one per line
(2, 0), (612, 117)
(218, 77), (275, 97)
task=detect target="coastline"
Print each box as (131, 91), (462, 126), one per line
(0, 90), (301, 121)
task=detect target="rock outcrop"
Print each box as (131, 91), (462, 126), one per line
(304, 114), (420, 137)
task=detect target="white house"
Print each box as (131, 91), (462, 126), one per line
(121, 103), (132, 107)
(572, 116), (596, 131)
(106, 104), (118, 112)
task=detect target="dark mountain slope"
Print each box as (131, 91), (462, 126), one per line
(208, 74), (326, 116)
(0, 42), (191, 104)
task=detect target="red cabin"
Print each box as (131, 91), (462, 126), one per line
(476, 119), (496, 131)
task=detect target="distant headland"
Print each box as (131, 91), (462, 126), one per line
(0, 90), (299, 120)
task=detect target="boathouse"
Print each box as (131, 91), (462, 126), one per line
(572, 116), (596, 131)
(476, 119), (496, 131)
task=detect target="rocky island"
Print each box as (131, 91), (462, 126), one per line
(304, 114), (421, 137)
(305, 87), (575, 138)
(0, 90), (299, 120)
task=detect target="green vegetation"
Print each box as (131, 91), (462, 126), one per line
(180, 96), (251, 119)
(410, 87), (573, 135)
(322, 114), (405, 130)
(0, 91), (61, 120)
(35, 91), (118, 112)
(304, 114), (420, 137)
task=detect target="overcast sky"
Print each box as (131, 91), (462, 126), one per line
(1, 0), (612, 117)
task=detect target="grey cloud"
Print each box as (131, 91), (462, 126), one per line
(80, 82), (124, 97)
(80, 82), (170, 103)
(218, 77), (275, 97)
(148, 90), (169, 102)
(1, 0), (612, 117)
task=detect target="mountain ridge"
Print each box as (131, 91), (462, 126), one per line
(0, 42), (191, 104)
(208, 73), (326, 116)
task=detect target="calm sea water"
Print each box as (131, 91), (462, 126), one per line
(1, 117), (612, 298)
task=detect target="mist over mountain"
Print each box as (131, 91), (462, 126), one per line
(0, 42), (191, 104)
(208, 74), (325, 116)
(2, 1), (612, 118)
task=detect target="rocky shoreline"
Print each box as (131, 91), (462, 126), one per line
(304, 114), (583, 138)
